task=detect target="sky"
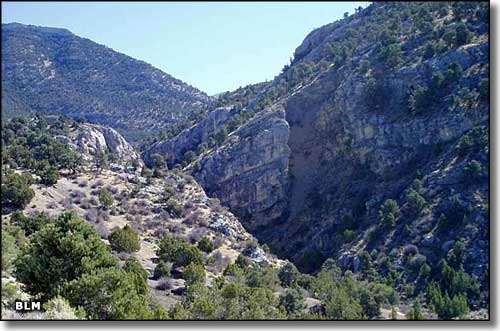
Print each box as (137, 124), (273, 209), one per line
(2, 1), (368, 95)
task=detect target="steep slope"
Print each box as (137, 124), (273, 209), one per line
(1, 23), (210, 141)
(143, 1), (489, 286)
(1, 116), (285, 317)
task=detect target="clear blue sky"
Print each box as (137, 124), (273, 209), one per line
(2, 1), (368, 95)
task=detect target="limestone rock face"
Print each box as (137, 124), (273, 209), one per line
(142, 105), (290, 232)
(275, 40), (489, 271)
(57, 123), (142, 164)
(194, 107), (290, 231)
(143, 106), (235, 166)
(326, 42), (489, 176)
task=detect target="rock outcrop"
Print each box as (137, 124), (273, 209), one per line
(56, 123), (142, 164)
(143, 104), (291, 233)
(193, 106), (290, 232)
(143, 106), (235, 167)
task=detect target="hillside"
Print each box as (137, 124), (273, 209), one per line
(1, 2), (490, 321)
(143, 1), (490, 318)
(2, 116), (298, 319)
(1, 23), (210, 141)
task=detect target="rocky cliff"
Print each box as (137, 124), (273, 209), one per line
(143, 2), (489, 283)
(55, 122), (142, 164)
(143, 106), (236, 167)
(192, 106), (290, 232)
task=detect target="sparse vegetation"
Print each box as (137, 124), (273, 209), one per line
(0, 1), (489, 321)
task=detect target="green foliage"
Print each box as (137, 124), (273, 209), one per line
(425, 261), (479, 320)
(150, 153), (166, 169)
(407, 299), (424, 320)
(410, 61), (463, 115)
(358, 59), (371, 74)
(197, 236), (215, 253)
(1, 229), (20, 272)
(405, 188), (427, 215)
(442, 29), (456, 47)
(108, 225), (141, 253)
(98, 188), (114, 208)
(296, 247), (325, 273)
(235, 253), (251, 268)
(183, 263), (206, 286)
(14, 212), (118, 299)
(94, 148), (109, 173)
(183, 150), (197, 164)
(43, 296), (86, 320)
(438, 195), (468, 233)
(153, 261), (171, 279)
(365, 76), (387, 110)
(463, 159), (483, 182)
(35, 160), (60, 185)
(279, 288), (306, 315)
(426, 282), (468, 319)
(452, 2), (477, 20)
(479, 78), (489, 99)
(342, 229), (355, 242)
(445, 62), (463, 83)
(379, 199), (399, 228)
(1, 3), (490, 320)
(329, 44), (351, 66)
(447, 240), (466, 268)
(182, 283), (217, 319)
(3, 116), (82, 173)
(455, 22), (471, 46)
(325, 285), (363, 319)
(406, 284), (415, 297)
(123, 256), (149, 295)
(223, 263), (240, 276)
(141, 166), (153, 178)
(158, 236), (203, 267)
(359, 251), (375, 277)
(278, 262), (301, 287)
(245, 265), (280, 290)
(1, 169), (35, 209)
(422, 41), (435, 59)
(165, 198), (184, 217)
(177, 282), (283, 320)
(10, 211), (51, 236)
(455, 126), (488, 157)
(378, 28), (398, 46)
(162, 184), (176, 201)
(213, 126), (228, 146)
(441, 262), (480, 299)
(419, 263), (432, 279)
(313, 267), (400, 320)
(409, 86), (431, 114)
(379, 43), (402, 67)
(64, 267), (164, 320)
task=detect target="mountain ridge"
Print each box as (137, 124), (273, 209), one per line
(1, 22), (211, 141)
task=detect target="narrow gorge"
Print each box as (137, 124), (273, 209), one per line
(143, 2), (489, 277)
